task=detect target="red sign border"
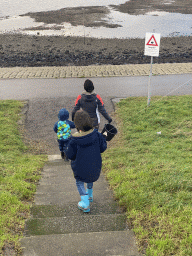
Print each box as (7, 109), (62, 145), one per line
(146, 35), (158, 47)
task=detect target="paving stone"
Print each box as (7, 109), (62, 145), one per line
(1, 63), (190, 79)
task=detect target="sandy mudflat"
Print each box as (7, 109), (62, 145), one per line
(21, 0), (192, 26)
(0, 0), (192, 67)
(110, 0), (192, 15)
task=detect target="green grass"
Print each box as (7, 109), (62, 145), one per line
(102, 95), (192, 256)
(0, 100), (47, 254)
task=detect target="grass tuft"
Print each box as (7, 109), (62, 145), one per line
(103, 95), (192, 256)
(0, 100), (47, 254)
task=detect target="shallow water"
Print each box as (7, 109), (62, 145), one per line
(0, 0), (192, 38)
(56, 8), (191, 38)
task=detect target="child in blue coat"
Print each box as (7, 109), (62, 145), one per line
(53, 108), (75, 161)
(66, 110), (107, 212)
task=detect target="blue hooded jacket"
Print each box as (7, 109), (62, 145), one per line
(66, 129), (107, 183)
(53, 108), (75, 140)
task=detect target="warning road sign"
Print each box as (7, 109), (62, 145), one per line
(144, 33), (160, 57)
(146, 35), (158, 46)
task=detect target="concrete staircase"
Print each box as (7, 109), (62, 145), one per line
(20, 156), (141, 256)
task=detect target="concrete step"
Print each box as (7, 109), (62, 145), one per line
(36, 170), (109, 186)
(21, 230), (141, 256)
(35, 177), (110, 193)
(38, 175), (78, 185)
(25, 214), (127, 236)
(43, 160), (70, 167)
(30, 202), (124, 218)
(37, 175), (109, 186)
(37, 166), (109, 186)
(34, 189), (115, 205)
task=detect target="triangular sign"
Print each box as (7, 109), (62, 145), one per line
(146, 35), (158, 46)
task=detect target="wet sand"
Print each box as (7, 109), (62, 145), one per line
(21, 6), (121, 28)
(111, 0), (192, 15)
(21, 0), (192, 28)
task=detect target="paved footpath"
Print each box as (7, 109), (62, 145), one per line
(0, 63), (192, 79)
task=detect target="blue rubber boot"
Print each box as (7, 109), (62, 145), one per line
(78, 195), (90, 213)
(86, 188), (93, 202)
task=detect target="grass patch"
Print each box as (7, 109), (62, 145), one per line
(102, 95), (192, 256)
(0, 100), (47, 254)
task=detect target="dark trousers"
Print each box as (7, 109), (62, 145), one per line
(58, 139), (69, 153)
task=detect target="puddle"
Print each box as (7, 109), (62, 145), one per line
(145, 11), (169, 16)
(0, 16), (44, 33)
(164, 0), (176, 4)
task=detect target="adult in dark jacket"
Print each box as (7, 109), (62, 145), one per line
(66, 110), (107, 212)
(72, 79), (112, 129)
(53, 108), (75, 161)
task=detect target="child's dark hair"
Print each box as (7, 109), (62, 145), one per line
(74, 110), (93, 132)
(84, 79), (94, 93)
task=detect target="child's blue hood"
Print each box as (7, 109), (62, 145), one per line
(58, 108), (69, 121)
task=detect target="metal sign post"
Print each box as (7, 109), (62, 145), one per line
(83, 8), (85, 45)
(144, 32), (160, 106)
(147, 56), (153, 106)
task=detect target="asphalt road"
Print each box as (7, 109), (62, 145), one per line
(0, 74), (192, 100)
(1, 74), (191, 154)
